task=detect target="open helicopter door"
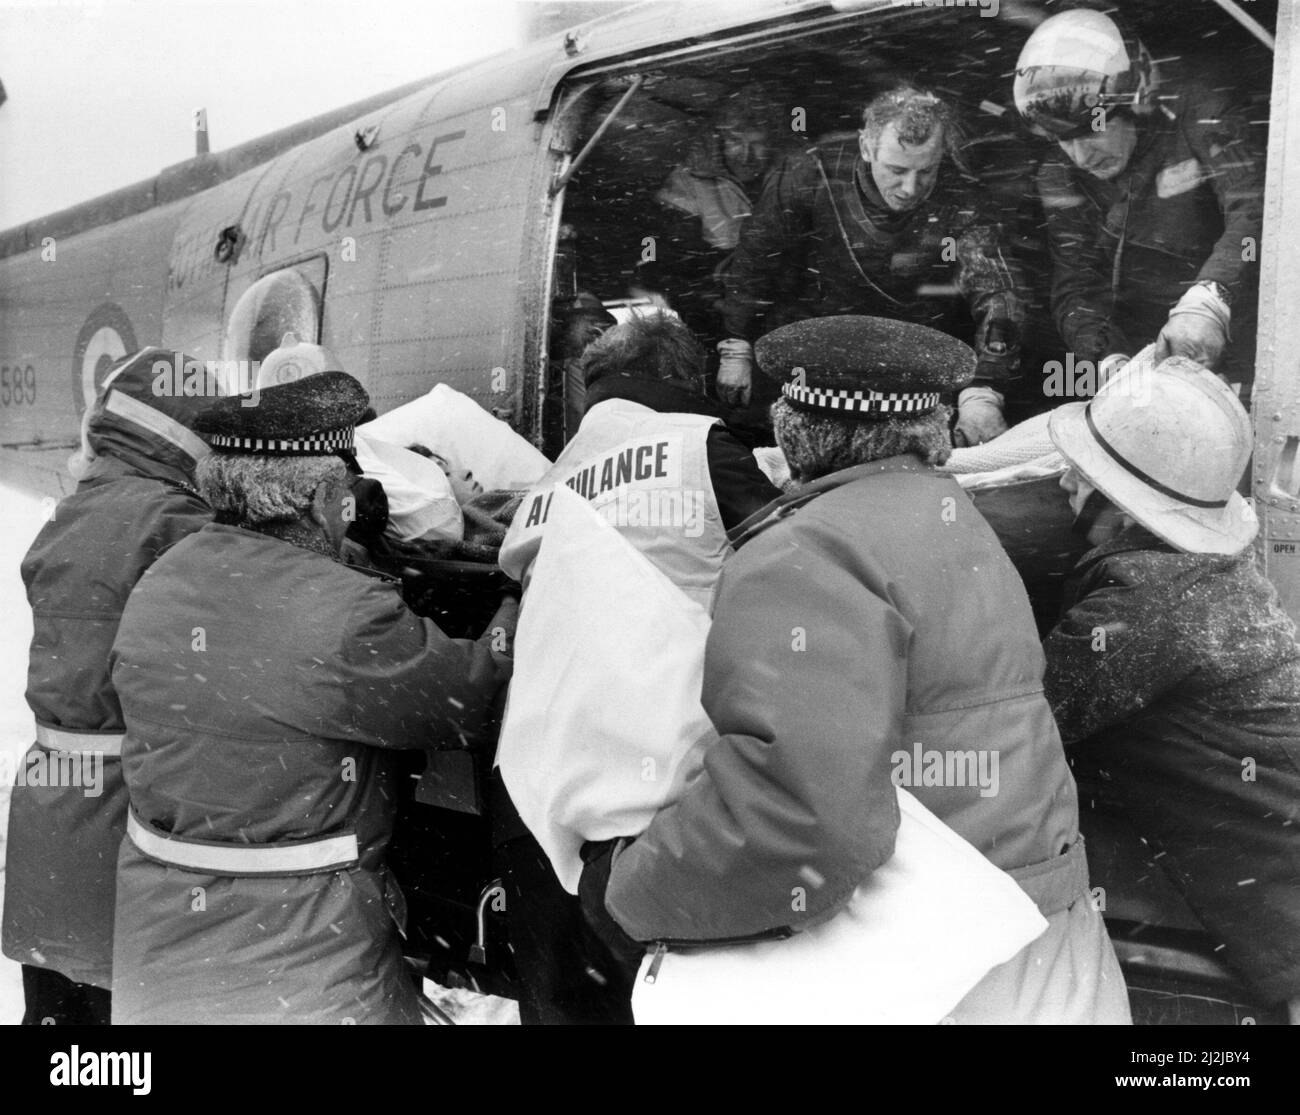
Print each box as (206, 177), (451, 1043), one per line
(1253, 0), (1300, 623)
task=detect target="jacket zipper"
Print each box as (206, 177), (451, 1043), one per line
(646, 943), (668, 983)
(644, 927), (795, 984)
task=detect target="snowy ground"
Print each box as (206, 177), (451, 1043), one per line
(0, 481), (515, 1025)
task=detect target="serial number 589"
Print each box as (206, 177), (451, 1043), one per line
(1, 364), (37, 406)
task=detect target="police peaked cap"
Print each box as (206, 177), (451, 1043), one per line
(755, 316), (976, 420)
(195, 370), (370, 456)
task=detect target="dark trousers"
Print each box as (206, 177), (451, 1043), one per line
(21, 965), (111, 1026)
(498, 833), (635, 1026)
(489, 766), (635, 1025)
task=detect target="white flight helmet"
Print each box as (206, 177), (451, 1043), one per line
(256, 333), (345, 389)
(1013, 8), (1157, 140)
(1048, 356), (1257, 555)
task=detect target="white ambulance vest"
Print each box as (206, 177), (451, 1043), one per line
(499, 398), (731, 608)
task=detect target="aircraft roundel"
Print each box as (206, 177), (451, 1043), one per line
(72, 302), (137, 414)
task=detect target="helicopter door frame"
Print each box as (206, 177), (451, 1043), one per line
(1253, 0), (1300, 622)
(522, 78), (612, 456)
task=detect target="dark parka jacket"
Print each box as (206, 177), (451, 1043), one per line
(721, 135), (1025, 386)
(605, 458), (1130, 1022)
(1044, 528), (1300, 1003)
(1038, 81), (1265, 382)
(109, 524), (505, 1024)
(2, 378), (213, 990)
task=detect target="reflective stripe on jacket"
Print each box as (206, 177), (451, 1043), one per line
(108, 523), (504, 1024)
(1, 467), (211, 989)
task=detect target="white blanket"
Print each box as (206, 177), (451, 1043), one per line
(633, 788), (1047, 1025)
(353, 432), (463, 542)
(360, 383), (550, 493)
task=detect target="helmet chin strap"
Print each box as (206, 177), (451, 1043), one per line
(1070, 488), (1112, 538)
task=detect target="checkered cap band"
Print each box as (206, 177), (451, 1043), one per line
(207, 427), (355, 455)
(782, 380), (941, 416)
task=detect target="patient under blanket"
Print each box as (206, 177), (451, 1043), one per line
(405, 489), (527, 564)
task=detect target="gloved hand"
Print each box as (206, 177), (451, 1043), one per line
(953, 386), (1007, 448)
(344, 475), (390, 543)
(974, 318), (1019, 385)
(1154, 282), (1231, 369)
(578, 838), (646, 983)
(716, 338), (754, 408)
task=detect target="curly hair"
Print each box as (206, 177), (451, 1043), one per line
(772, 397), (953, 483)
(860, 84), (966, 171)
(579, 312), (706, 391)
(196, 453), (348, 526)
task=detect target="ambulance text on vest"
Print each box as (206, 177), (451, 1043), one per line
(521, 435), (707, 538)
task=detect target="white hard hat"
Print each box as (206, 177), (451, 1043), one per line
(1048, 356), (1257, 555)
(256, 332), (346, 389)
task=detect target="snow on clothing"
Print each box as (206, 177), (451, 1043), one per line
(1044, 526), (1300, 1003)
(109, 523), (505, 1024)
(1038, 81), (1264, 383)
(605, 456), (1130, 1023)
(500, 376), (779, 608)
(720, 134), (1025, 387)
(1, 458), (212, 991)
